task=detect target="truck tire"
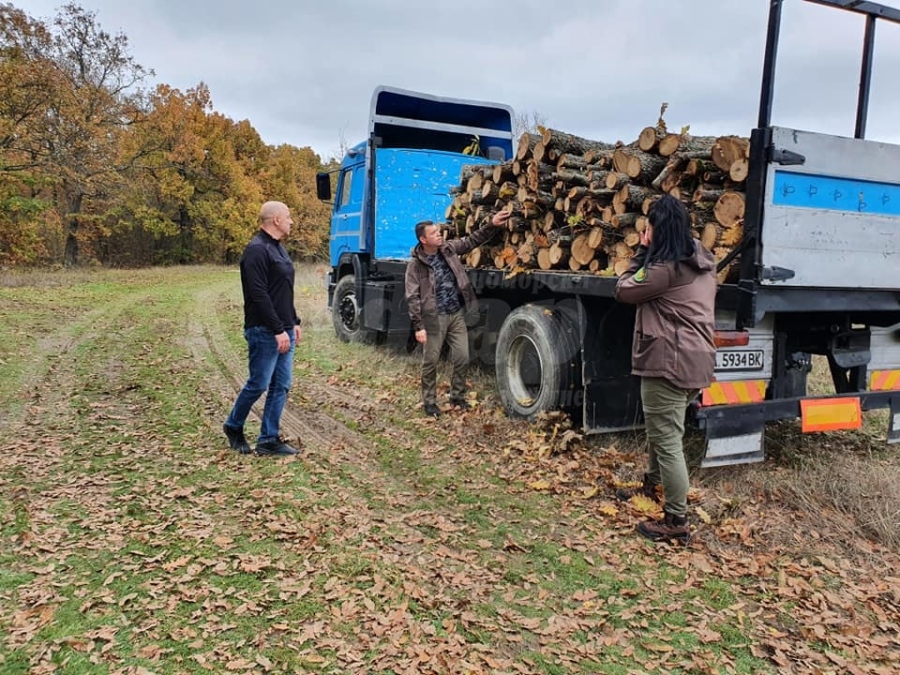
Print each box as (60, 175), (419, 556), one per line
(495, 304), (581, 419)
(332, 274), (375, 343)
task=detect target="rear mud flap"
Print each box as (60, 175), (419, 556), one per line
(889, 398), (900, 445)
(700, 406), (766, 467)
(702, 431), (765, 467)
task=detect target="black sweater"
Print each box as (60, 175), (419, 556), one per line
(239, 230), (300, 333)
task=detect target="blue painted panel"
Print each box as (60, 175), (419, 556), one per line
(329, 161), (366, 267)
(772, 170), (900, 217)
(373, 149), (495, 261)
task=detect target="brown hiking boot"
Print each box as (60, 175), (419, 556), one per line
(615, 473), (661, 503)
(637, 511), (691, 544)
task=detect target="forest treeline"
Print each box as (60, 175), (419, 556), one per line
(0, 2), (334, 267)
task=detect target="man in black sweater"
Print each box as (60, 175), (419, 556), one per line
(223, 201), (302, 456)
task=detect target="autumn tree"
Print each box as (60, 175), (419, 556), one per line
(0, 3), (332, 267)
(257, 143), (332, 261)
(109, 83), (259, 264)
(37, 3), (152, 266)
(0, 4), (60, 263)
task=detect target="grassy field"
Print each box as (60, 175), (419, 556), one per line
(1, 265), (898, 675)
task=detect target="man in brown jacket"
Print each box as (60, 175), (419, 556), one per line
(615, 195), (717, 543)
(405, 211), (509, 417)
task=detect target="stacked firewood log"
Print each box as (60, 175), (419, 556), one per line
(444, 110), (749, 283)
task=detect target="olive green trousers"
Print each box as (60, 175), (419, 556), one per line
(640, 377), (699, 517)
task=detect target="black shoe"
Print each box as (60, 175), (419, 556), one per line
(255, 437), (299, 456)
(615, 473), (662, 503)
(423, 403), (441, 418)
(637, 511), (691, 544)
(449, 398), (471, 411)
(223, 424), (251, 454)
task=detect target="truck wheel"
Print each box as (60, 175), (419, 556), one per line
(496, 304), (580, 419)
(332, 275), (374, 343)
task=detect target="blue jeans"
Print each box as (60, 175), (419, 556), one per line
(225, 326), (294, 444)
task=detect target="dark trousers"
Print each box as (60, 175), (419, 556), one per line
(421, 310), (468, 405)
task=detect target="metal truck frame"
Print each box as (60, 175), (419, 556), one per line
(318, 0), (900, 466)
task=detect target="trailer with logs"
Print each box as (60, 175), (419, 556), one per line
(317, 0), (900, 466)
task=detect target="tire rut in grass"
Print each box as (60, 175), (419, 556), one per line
(186, 290), (395, 464)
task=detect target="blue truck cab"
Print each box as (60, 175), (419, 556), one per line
(318, 86), (513, 343)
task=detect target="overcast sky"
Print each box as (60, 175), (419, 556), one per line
(17, 0), (900, 161)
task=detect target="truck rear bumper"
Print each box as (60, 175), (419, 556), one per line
(693, 391), (900, 466)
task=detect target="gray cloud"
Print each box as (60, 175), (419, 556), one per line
(18, 0), (900, 160)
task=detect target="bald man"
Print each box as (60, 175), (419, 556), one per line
(223, 201), (303, 456)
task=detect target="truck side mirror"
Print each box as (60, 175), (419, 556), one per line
(316, 172), (332, 201)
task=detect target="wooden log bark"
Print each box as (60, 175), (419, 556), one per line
(660, 134), (716, 157)
(692, 185), (726, 205)
(651, 156), (685, 190)
(612, 147), (631, 175)
(516, 132), (542, 161)
(557, 154), (588, 171)
(683, 158), (711, 177)
(660, 169), (684, 194)
(611, 212), (639, 230)
(526, 160), (556, 191)
(498, 180), (518, 200)
(554, 168), (592, 187)
(614, 184), (654, 213)
(541, 128), (616, 156)
(617, 149), (668, 181)
(584, 148), (616, 167)
(588, 168), (611, 186)
(450, 123), (746, 284)
(493, 162), (515, 185)
(606, 171), (631, 191)
(701, 170), (728, 185)
(711, 136), (750, 173)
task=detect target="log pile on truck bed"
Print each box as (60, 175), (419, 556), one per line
(445, 109), (748, 283)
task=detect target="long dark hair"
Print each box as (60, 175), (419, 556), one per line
(646, 195), (695, 267)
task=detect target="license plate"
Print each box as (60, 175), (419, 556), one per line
(716, 349), (764, 371)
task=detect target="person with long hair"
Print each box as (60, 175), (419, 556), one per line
(614, 195), (717, 543)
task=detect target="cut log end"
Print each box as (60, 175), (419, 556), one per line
(714, 191), (746, 228)
(638, 126), (659, 152)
